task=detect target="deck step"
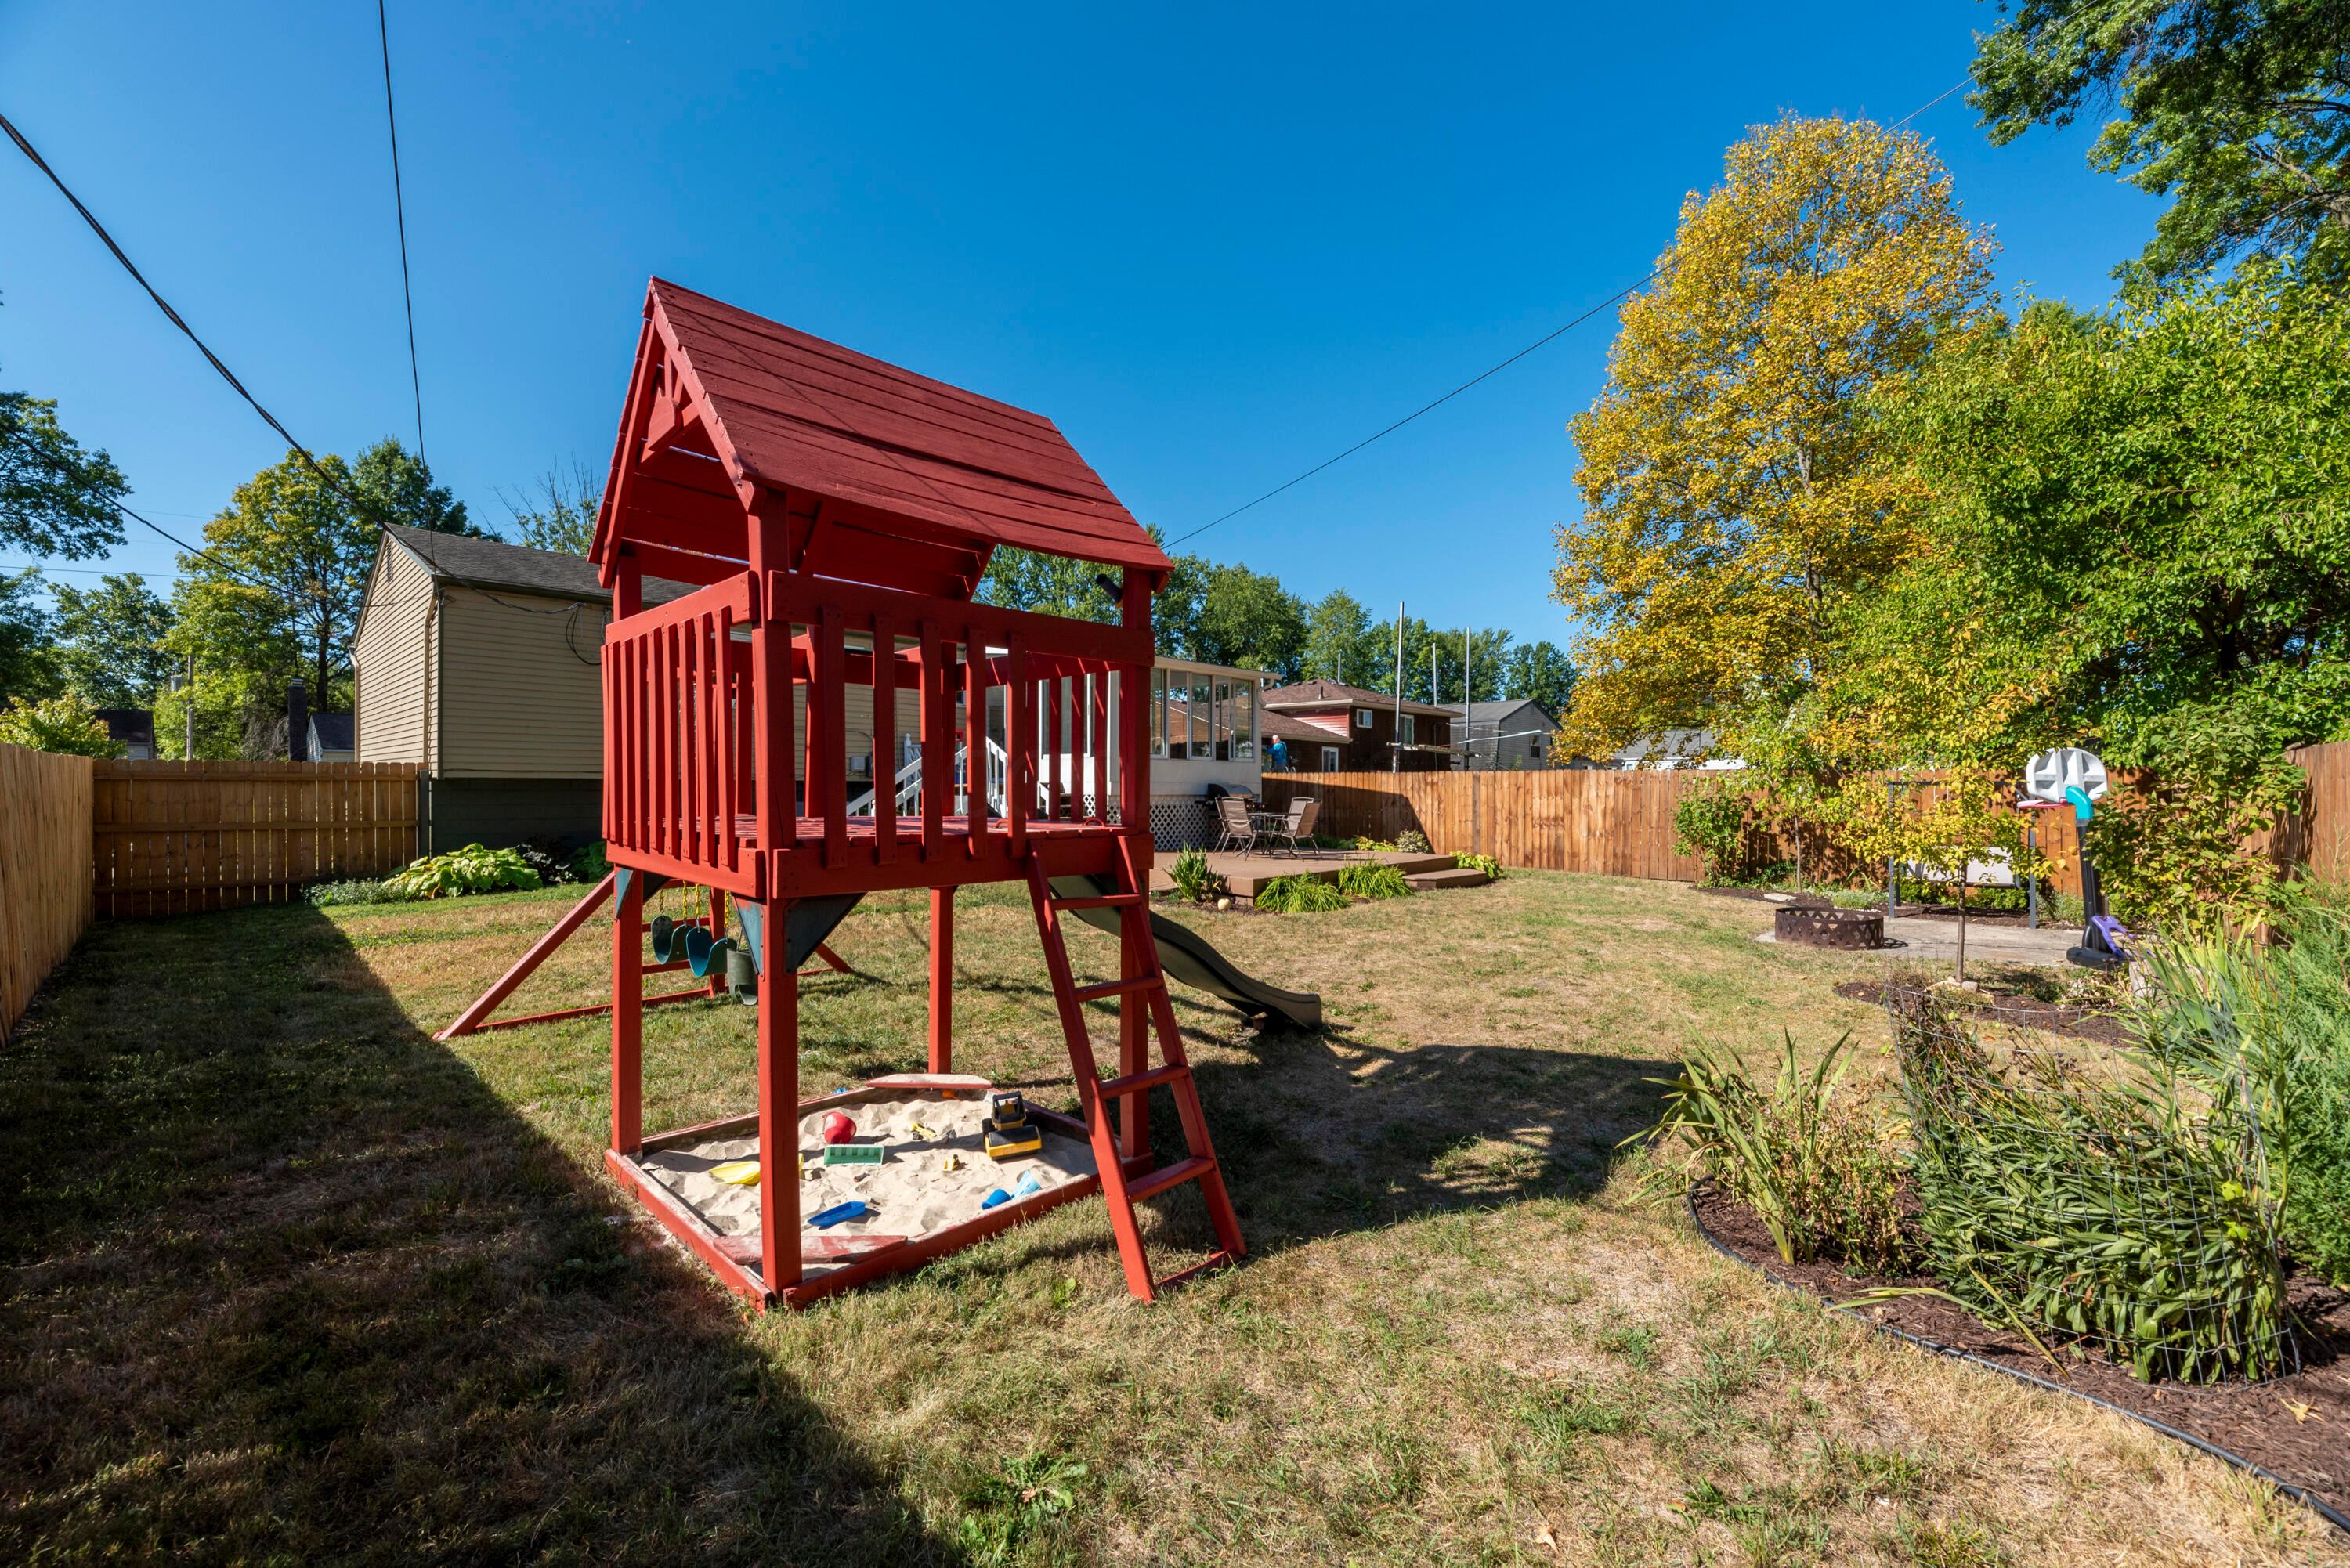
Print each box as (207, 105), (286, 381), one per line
(1405, 866), (1491, 891)
(1097, 1062), (1189, 1100)
(1126, 1155), (1216, 1202)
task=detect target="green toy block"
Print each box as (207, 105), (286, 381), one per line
(822, 1143), (888, 1168)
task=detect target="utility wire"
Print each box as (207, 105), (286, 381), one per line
(378, 0), (426, 463)
(1168, 74), (1974, 551)
(0, 107), (588, 618)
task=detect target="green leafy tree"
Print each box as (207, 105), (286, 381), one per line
(1300, 589), (1381, 687)
(501, 462), (600, 555)
(1502, 640), (1578, 713)
(51, 573), (175, 709)
(351, 437), (482, 537)
(1556, 115), (1996, 758)
(0, 568), (58, 710)
(1972, 0), (2350, 284)
(1191, 562), (1307, 678)
(974, 546), (1120, 623)
(164, 450), (373, 756)
(2, 357), (128, 560)
(0, 691), (122, 757)
(1834, 267), (2350, 774)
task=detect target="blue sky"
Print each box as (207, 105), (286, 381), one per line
(1, 2), (2159, 650)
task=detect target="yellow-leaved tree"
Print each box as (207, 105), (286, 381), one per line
(1553, 115), (1997, 764)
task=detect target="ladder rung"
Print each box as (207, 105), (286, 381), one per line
(1053, 893), (1143, 911)
(1098, 1062), (1188, 1099)
(1072, 976), (1160, 1004)
(1126, 1156), (1215, 1202)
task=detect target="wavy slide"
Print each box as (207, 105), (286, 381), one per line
(1048, 874), (1323, 1031)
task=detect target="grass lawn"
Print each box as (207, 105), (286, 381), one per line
(3, 871), (2341, 1566)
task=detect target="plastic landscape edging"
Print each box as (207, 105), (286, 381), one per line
(1685, 1194), (2350, 1539)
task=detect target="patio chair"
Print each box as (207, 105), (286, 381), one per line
(1212, 793), (1258, 855)
(1267, 797), (1318, 857)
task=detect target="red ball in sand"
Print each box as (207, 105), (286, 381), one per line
(822, 1111), (856, 1145)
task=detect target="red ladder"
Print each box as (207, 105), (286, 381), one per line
(1024, 856), (1246, 1299)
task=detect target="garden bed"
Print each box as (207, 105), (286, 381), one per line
(1831, 976), (2128, 1046)
(1690, 1180), (2350, 1530)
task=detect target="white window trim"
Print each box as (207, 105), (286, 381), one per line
(1353, 707), (1373, 728)
(1321, 745), (1341, 771)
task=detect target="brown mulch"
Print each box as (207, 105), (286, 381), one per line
(1831, 978), (2131, 1048)
(1690, 1182), (2350, 1529)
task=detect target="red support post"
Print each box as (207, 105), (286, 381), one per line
(757, 898), (801, 1294)
(1118, 573), (1153, 1162)
(928, 885), (953, 1073)
(612, 871), (644, 1155)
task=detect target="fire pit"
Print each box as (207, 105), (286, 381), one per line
(1773, 906), (1885, 950)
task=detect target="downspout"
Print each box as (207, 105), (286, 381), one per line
(425, 584), (442, 852)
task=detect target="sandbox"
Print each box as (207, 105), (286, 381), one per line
(609, 1075), (1104, 1302)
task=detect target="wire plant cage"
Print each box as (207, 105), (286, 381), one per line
(1886, 978), (2296, 1386)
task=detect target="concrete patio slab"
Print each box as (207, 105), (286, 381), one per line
(1755, 913), (2084, 966)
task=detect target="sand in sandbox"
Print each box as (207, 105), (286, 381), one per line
(640, 1088), (1096, 1251)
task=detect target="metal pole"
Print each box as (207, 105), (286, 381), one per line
(1392, 602), (1403, 775)
(1885, 779), (1898, 916)
(2026, 820), (2039, 928)
(184, 654), (196, 757)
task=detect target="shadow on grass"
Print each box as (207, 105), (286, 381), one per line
(0, 904), (968, 1565)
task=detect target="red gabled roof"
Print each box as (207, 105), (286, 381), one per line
(607, 279), (1169, 586)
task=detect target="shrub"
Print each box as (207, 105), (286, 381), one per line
(1672, 779), (1783, 885)
(0, 693), (123, 757)
(1454, 851), (1505, 880)
(1167, 846), (1224, 904)
(512, 840), (576, 887)
(2131, 891), (2350, 1288)
(306, 878), (392, 907)
(1394, 828), (1432, 854)
(381, 843), (544, 900)
(1335, 862), (1412, 900)
(1254, 875), (1348, 913)
(1893, 985), (2291, 1383)
(1350, 835), (1397, 852)
(2085, 695), (2305, 935)
(1636, 1031), (1911, 1274)
(569, 841), (612, 883)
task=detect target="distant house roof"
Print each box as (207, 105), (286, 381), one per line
(1259, 712), (1335, 747)
(381, 523), (693, 605)
(1259, 679), (1453, 720)
(1441, 698), (1556, 728)
(308, 712), (355, 754)
(92, 708), (154, 749)
(1613, 728), (1743, 768)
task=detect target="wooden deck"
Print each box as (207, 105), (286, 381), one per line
(1148, 847), (1455, 898)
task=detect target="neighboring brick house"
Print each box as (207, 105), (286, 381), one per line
(1256, 679), (1452, 771)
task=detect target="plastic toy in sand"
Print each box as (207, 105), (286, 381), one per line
(984, 1093), (1043, 1160)
(808, 1200), (869, 1229)
(822, 1111), (857, 1145)
(822, 1143), (888, 1168)
(711, 1160), (761, 1187)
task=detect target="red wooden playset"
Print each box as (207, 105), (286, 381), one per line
(448, 280), (1251, 1307)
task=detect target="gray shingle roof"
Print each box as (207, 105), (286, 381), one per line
(381, 524), (692, 605)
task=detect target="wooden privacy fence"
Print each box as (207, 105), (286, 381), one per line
(1261, 770), (1709, 882)
(92, 761), (421, 916)
(2, 742), (95, 1040)
(1264, 745), (2350, 893)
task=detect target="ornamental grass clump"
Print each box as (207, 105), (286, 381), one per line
(1891, 984), (2292, 1384)
(1166, 847), (1224, 904)
(1638, 1031), (1911, 1274)
(1253, 875), (1348, 913)
(1334, 863), (1412, 901)
(2130, 891), (2350, 1288)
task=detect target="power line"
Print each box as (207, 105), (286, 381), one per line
(0, 106), (589, 619)
(1167, 74), (1975, 551)
(378, 0), (426, 462)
